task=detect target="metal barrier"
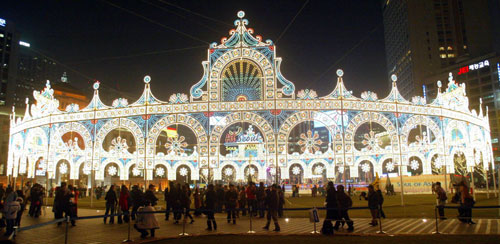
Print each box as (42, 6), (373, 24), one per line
(432, 205), (500, 234)
(21, 204), (500, 242)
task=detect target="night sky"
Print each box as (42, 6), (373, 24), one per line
(1, 0), (389, 102)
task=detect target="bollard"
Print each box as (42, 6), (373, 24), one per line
(247, 207), (256, 233)
(64, 216), (70, 244)
(432, 207), (440, 234)
(376, 206), (386, 234)
(123, 213), (133, 242)
(179, 208), (189, 236)
(310, 207), (319, 234)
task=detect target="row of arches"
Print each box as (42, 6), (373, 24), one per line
(9, 111), (490, 184)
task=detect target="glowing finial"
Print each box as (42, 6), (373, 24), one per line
(448, 72), (453, 82)
(46, 80), (51, 88)
(144, 75), (151, 84)
(391, 74), (397, 82)
(336, 69), (344, 77)
(437, 80), (442, 88)
(93, 81), (100, 90)
(237, 10), (245, 19)
(480, 97), (483, 104)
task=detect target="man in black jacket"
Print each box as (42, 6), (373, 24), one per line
(145, 184), (158, 206)
(334, 185), (354, 231)
(262, 184), (280, 231)
(225, 184), (238, 224)
(104, 185), (118, 224)
(204, 184), (217, 231)
(256, 182), (266, 218)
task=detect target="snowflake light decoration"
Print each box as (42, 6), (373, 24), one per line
(362, 130), (382, 150)
(385, 162), (395, 172)
(410, 160), (420, 170)
(132, 166), (141, 176)
(165, 135), (188, 155)
(246, 167), (256, 176)
(434, 156), (443, 169)
(109, 136), (129, 154)
(224, 167), (234, 176)
(179, 167), (189, 176)
(298, 130), (323, 153)
(59, 163), (68, 174)
(156, 167), (165, 177)
(314, 165), (324, 175)
(292, 166), (301, 175)
(107, 166), (118, 176)
(361, 163), (371, 173)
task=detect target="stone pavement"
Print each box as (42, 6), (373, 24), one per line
(6, 207), (500, 244)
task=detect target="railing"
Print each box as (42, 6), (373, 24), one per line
(431, 205), (500, 234)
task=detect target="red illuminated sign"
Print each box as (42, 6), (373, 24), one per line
(458, 66), (469, 75)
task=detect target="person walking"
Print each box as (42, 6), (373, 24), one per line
(134, 200), (159, 239)
(246, 182), (257, 217)
(67, 185), (78, 226)
(216, 184), (225, 213)
(238, 186), (247, 216)
(130, 185), (143, 221)
(325, 182), (338, 223)
(144, 184), (158, 207)
(453, 182), (475, 224)
(334, 185), (354, 232)
(262, 184), (280, 232)
(278, 186), (284, 218)
(54, 183), (75, 226)
(172, 183), (182, 224)
(164, 182), (172, 220)
(363, 185), (381, 226)
(4, 197), (21, 237)
(256, 182), (266, 218)
(225, 184), (238, 224)
(204, 184), (217, 231)
(119, 185), (131, 223)
(14, 190), (25, 228)
(104, 185), (118, 224)
(193, 187), (202, 217)
(434, 182), (447, 220)
(181, 184), (194, 224)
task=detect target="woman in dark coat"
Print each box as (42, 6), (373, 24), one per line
(325, 182), (338, 221)
(181, 184), (194, 224)
(104, 185), (118, 224)
(362, 185), (381, 226)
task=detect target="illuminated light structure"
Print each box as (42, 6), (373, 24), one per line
(7, 11), (494, 191)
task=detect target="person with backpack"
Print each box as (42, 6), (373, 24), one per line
(321, 181), (337, 235)
(130, 185), (143, 221)
(334, 185), (354, 232)
(452, 181), (475, 224)
(225, 184), (238, 224)
(434, 182), (447, 220)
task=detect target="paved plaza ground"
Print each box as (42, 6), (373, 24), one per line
(1, 194), (499, 243)
(4, 207), (500, 243)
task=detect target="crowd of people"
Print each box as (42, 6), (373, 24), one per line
(0, 177), (481, 239)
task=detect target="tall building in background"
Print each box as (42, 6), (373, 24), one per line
(382, 0), (500, 165)
(382, 0), (498, 99)
(0, 17), (20, 107)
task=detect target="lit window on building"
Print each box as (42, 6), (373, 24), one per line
(440, 54), (447, 58)
(439, 47), (445, 51)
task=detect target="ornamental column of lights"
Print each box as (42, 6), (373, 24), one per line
(436, 79), (449, 194)
(338, 69), (348, 188)
(390, 75), (406, 206)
